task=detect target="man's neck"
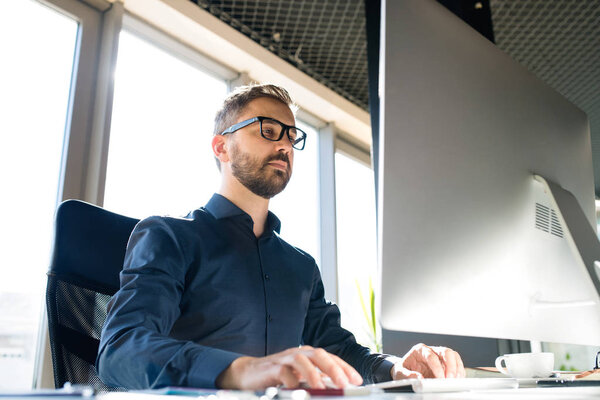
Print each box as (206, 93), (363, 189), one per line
(218, 180), (269, 238)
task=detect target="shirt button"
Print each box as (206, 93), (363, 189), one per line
(268, 314), (273, 322)
(264, 274), (270, 281)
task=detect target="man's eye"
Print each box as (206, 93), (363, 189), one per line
(262, 123), (280, 138)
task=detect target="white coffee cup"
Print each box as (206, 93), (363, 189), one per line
(494, 352), (554, 379)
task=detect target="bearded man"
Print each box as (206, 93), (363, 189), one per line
(96, 84), (465, 390)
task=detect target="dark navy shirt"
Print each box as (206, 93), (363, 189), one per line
(96, 194), (394, 389)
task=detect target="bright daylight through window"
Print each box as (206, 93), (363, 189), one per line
(335, 152), (379, 351)
(104, 30), (228, 218)
(0, 0), (77, 389)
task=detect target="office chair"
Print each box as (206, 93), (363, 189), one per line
(46, 199), (139, 390)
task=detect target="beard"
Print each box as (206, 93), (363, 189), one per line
(230, 141), (292, 199)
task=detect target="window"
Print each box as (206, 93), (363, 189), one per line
(0, 0), (78, 389)
(103, 29), (228, 218)
(334, 151), (379, 350)
(542, 342), (600, 371)
(270, 120), (320, 264)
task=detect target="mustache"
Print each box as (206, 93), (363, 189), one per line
(264, 153), (290, 168)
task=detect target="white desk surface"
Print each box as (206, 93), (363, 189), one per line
(3, 387), (600, 400)
(312, 387), (600, 399)
(102, 387), (600, 400)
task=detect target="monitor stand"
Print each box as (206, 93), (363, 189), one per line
(533, 175), (600, 304)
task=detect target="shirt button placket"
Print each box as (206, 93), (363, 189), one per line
(257, 238), (271, 355)
(264, 273), (271, 323)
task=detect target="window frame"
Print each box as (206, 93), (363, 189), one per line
(335, 136), (372, 169)
(29, 0), (105, 389)
(37, 0), (104, 203)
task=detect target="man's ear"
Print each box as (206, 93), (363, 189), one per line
(212, 135), (230, 164)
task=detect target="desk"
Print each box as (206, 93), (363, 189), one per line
(3, 387), (600, 400)
(99, 387), (600, 400)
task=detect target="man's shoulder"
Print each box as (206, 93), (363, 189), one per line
(129, 208), (217, 257)
(134, 208), (214, 235)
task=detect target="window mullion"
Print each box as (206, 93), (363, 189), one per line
(83, 2), (124, 206)
(318, 123), (338, 303)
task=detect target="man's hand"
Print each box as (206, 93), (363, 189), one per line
(391, 343), (465, 379)
(216, 346), (363, 390)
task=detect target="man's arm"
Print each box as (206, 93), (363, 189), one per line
(301, 263), (395, 383)
(301, 263), (465, 382)
(96, 217), (242, 389)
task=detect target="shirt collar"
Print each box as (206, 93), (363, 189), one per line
(205, 193), (281, 234)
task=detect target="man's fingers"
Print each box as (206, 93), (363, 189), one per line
(431, 347), (465, 378)
(287, 352), (325, 388)
(456, 352), (466, 378)
(277, 364), (301, 388)
(298, 347), (362, 387)
(438, 348), (457, 378)
(329, 354), (363, 385)
(422, 346), (446, 378)
(304, 348), (349, 388)
(261, 347), (362, 389)
(397, 344), (466, 381)
(446, 349), (465, 379)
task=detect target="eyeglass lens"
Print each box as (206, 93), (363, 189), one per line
(260, 118), (305, 149)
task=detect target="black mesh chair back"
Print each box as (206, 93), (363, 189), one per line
(46, 200), (139, 390)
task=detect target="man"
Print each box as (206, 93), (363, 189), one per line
(96, 84), (465, 390)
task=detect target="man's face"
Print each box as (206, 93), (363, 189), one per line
(227, 97), (295, 199)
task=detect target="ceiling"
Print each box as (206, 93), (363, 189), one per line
(490, 0), (600, 196)
(192, 0), (600, 195)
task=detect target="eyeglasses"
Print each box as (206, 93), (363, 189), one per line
(218, 116), (307, 150)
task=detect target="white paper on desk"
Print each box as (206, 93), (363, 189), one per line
(369, 378), (518, 393)
(412, 378), (518, 393)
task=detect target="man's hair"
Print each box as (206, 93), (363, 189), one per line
(213, 83), (297, 170)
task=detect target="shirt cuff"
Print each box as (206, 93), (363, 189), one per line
(372, 357), (397, 383)
(187, 346), (244, 388)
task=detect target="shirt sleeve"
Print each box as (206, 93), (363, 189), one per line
(301, 263), (395, 384)
(96, 217), (242, 389)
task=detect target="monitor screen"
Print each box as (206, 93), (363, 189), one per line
(378, 0), (600, 346)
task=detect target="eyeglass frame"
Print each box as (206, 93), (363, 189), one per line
(218, 116), (307, 150)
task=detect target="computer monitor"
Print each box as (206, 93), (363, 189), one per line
(378, 0), (600, 346)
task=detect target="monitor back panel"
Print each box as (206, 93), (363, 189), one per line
(379, 0), (600, 345)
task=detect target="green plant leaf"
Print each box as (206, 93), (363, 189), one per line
(356, 280), (373, 329)
(369, 279), (377, 337)
(356, 278), (382, 352)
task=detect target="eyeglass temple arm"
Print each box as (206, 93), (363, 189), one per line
(219, 117), (260, 135)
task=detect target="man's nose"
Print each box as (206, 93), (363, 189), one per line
(275, 134), (293, 153)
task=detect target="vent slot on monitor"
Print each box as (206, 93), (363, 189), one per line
(535, 203), (564, 238)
